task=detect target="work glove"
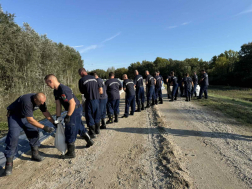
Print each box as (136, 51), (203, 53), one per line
(43, 126), (54, 133)
(64, 115), (71, 124)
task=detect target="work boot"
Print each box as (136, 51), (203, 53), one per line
(155, 99), (158, 105)
(135, 103), (141, 112)
(100, 119), (106, 129)
(146, 101), (150, 108)
(64, 143), (76, 159)
(31, 146), (44, 162)
(82, 132), (94, 148)
(141, 103), (145, 110)
(95, 122), (100, 135)
(88, 125), (96, 138)
(114, 114), (118, 123)
(160, 98), (163, 104)
(168, 94), (171, 99)
(169, 96), (174, 101)
(151, 99), (155, 106)
(106, 115), (113, 124)
(4, 157), (13, 176)
(122, 114), (128, 118)
(174, 96), (177, 100)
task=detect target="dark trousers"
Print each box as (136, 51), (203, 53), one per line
(4, 114), (40, 158)
(136, 87), (145, 106)
(125, 95), (135, 116)
(185, 87), (192, 98)
(192, 84), (197, 96)
(99, 98), (107, 119)
(66, 106), (88, 143)
(172, 84), (179, 97)
(107, 99), (120, 115)
(85, 99), (100, 127)
(147, 86), (155, 101)
(199, 85), (208, 99)
(155, 87), (162, 100)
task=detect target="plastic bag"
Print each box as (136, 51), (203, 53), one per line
(54, 118), (67, 155)
(196, 85), (200, 96)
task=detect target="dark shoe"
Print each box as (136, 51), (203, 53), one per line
(145, 101), (150, 108)
(106, 115), (113, 124)
(168, 94), (171, 99)
(185, 97), (189, 101)
(160, 99), (163, 104)
(151, 99), (155, 106)
(141, 103), (145, 110)
(114, 114), (118, 122)
(169, 96), (174, 101)
(88, 125), (96, 138)
(31, 146), (44, 162)
(174, 97), (177, 100)
(63, 143), (76, 159)
(130, 112), (134, 115)
(95, 122), (100, 134)
(122, 114), (128, 118)
(82, 132), (94, 148)
(135, 107), (141, 112)
(189, 96), (191, 101)
(155, 99), (158, 105)
(100, 119), (106, 129)
(4, 157), (13, 176)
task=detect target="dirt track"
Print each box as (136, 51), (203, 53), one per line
(0, 91), (251, 189)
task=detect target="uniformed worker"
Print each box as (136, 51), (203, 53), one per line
(105, 72), (122, 124)
(192, 71), (198, 97)
(155, 71), (163, 104)
(170, 71), (179, 101)
(78, 68), (102, 138)
(145, 70), (156, 108)
(134, 70), (145, 112)
(183, 73), (194, 101)
(4, 93), (55, 176)
(90, 72), (108, 130)
(122, 74), (135, 118)
(198, 69), (209, 99)
(44, 74), (94, 159)
(166, 73), (172, 99)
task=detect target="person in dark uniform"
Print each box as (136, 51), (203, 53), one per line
(4, 93), (55, 176)
(79, 68), (103, 138)
(180, 74), (187, 97)
(145, 70), (156, 108)
(198, 70), (209, 99)
(91, 72), (108, 130)
(134, 70), (145, 111)
(192, 72), (198, 97)
(170, 71), (178, 101)
(44, 74), (94, 159)
(105, 72), (122, 124)
(166, 74), (172, 99)
(183, 73), (193, 101)
(122, 74), (135, 118)
(155, 71), (163, 104)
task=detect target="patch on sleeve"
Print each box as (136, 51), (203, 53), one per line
(61, 94), (68, 102)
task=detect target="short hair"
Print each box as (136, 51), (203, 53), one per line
(186, 73), (189, 76)
(109, 72), (114, 77)
(170, 71), (174, 75)
(201, 69), (205, 72)
(44, 74), (56, 80)
(78, 68), (86, 75)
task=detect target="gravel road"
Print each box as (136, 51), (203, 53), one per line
(0, 90), (251, 189)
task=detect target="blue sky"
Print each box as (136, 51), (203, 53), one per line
(1, 0), (252, 71)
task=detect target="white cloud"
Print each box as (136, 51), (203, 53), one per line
(79, 32), (121, 54)
(72, 45), (84, 48)
(79, 45), (99, 53)
(181, 21), (191, 25)
(235, 8), (252, 16)
(102, 32), (121, 43)
(167, 26), (178, 29)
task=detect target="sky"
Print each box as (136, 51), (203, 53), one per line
(1, 0), (252, 71)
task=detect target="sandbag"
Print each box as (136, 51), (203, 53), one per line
(54, 118), (67, 155)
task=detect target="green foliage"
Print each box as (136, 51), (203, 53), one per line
(0, 7), (83, 124)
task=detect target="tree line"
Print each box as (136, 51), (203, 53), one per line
(91, 43), (252, 88)
(0, 6), (83, 121)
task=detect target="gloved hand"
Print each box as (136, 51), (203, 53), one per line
(43, 126), (54, 133)
(53, 123), (58, 128)
(64, 115), (71, 124)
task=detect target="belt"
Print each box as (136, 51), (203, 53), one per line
(75, 104), (81, 109)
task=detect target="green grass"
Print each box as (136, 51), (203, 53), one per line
(194, 85), (252, 127)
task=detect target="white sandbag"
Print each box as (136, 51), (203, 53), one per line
(196, 85), (200, 96)
(54, 118), (67, 155)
